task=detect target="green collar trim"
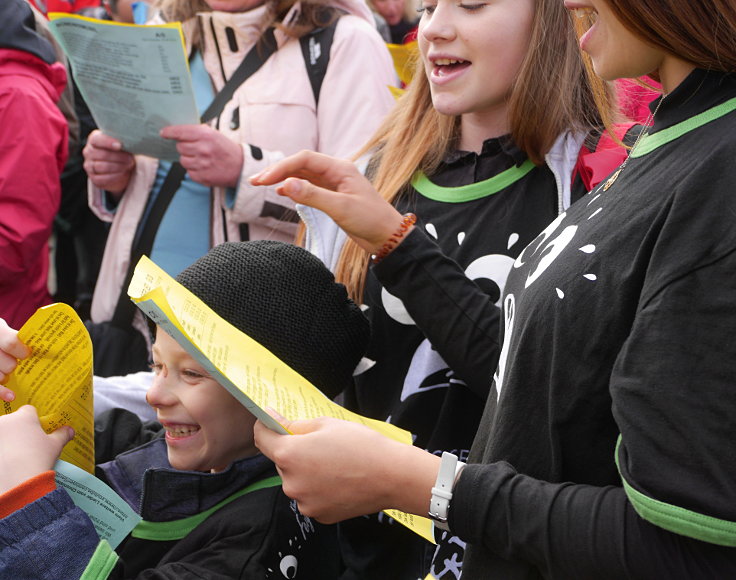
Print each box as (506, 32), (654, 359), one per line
(631, 96), (736, 158)
(131, 475), (282, 541)
(411, 159), (535, 203)
(80, 540), (118, 580)
(615, 437), (736, 546)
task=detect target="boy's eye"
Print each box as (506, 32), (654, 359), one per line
(182, 369), (205, 379)
(417, 4), (435, 14)
(459, 2), (486, 10)
(149, 362), (163, 375)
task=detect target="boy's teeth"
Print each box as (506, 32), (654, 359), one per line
(167, 425), (199, 437)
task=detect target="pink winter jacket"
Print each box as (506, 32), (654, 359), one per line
(88, 1), (396, 328)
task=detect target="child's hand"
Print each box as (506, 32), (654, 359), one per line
(249, 151), (412, 256)
(0, 318), (31, 401)
(0, 405), (74, 494)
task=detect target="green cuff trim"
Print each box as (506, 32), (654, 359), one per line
(80, 540), (118, 580)
(411, 159), (535, 203)
(615, 437), (736, 546)
(132, 475), (282, 541)
(631, 96), (736, 158)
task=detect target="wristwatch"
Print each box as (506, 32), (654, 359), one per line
(428, 452), (466, 531)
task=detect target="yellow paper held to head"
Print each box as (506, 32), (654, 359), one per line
(3, 304), (94, 473)
(128, 255), (436, 544)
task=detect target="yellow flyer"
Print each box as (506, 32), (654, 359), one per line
(387, 40), (418, 86)
(128, 256), (436, 543)
(3, 303), (94, 473)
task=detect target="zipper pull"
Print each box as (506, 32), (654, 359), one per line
(229, 107), (240, 131)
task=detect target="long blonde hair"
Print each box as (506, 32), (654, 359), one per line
(335, 0), (609, 303)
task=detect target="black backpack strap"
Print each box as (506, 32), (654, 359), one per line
(110, 28), (279, 328)
(299, 15), (340, 106)
(201, 27), (277, 123)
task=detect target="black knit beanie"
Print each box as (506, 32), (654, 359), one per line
(174, 241), (369, 399)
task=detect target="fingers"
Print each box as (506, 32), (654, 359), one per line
(83, 130), (135, 185)
(274, 177), (341, 209)
(160, 124), (208, 142)
(85, 129), (124, 152)
(0, 319), (30, 385)
(0, 318), (30, 360)
(250, 150), (357, 189)
(48, 424), (76, 451)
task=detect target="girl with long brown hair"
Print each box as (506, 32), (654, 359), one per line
(251, 0), (627, 576)
(253, 0), (736, 577)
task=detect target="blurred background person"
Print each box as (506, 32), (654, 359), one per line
(81, 0), (396, 376)
(0, 0), (68, 329)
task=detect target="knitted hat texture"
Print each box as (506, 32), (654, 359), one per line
(175, 241), (369, 399)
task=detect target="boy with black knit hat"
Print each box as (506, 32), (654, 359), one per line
(0, 241), (369, 579)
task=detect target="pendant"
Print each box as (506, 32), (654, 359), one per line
(603, 169), (621, 191)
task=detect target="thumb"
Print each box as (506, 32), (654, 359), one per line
(263, 406), (323, 436)
(275, 178), (335, 210)
(48, 425), (75, 452)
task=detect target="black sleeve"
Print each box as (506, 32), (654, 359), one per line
(372, 227), (501, 399)
(451, 462), (736, 579)
(450, 164), (736, 578)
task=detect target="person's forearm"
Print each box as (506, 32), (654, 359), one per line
(452, 462), (736, 579)
(374, 228), (501, 399)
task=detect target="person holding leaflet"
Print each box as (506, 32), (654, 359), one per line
(250, 0), (634, 576)
(252, 0), (736, 578)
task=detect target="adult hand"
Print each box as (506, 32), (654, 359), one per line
(161, 124), (244, 188)
(83, 130), (136, 195)
(249, 151), (412, 255)
(0, 405), (74, 494)
(0, 318), (31, 401)
(254, 414), (439, 523)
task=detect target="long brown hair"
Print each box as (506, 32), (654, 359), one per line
(603, 0), (736, 72)
(335, 0), (608, 302)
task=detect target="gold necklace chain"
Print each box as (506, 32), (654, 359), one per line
(602, 93), (667, 191)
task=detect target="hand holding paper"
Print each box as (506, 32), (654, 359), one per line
(2, 304), (95, 474)
(0, 405), (74, 495)
(254, 413), (441, 530)
(160, 124), (244, 188)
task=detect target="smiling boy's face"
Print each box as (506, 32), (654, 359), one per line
(147, 328), (258, 472)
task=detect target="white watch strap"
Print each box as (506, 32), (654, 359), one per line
(428, 452), (465, 530)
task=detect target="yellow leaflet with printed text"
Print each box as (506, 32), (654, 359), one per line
(128, 255), (435, 543)
(2, 304), (94, 473)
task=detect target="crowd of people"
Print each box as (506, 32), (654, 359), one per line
(1, 0), (735, 578)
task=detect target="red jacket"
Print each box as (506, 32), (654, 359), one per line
(0, 49), (67, 328)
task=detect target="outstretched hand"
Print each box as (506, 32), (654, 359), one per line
(161, 124), (244, 188)
(253, 413), (439, 524)
(249, 151), (411, 254)
(0, 318), (31, 401)
(0, 405), (74, 494)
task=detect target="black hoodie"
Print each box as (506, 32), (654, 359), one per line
(0, 0), (56, 64)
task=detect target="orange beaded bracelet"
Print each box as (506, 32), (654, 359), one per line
(371, 212), (417, 265)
